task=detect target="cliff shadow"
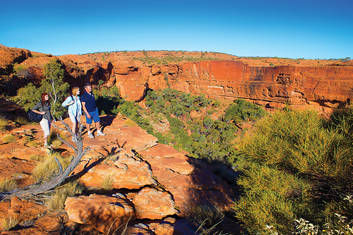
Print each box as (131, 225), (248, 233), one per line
(184, 157), (242, 234)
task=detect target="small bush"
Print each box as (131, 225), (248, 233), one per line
(30, 154), (44, 161)
(48, 131), (64, 147)
(102, 174), (114, 190)
(1, 216), (19, 231)
(2, 134), (16, 144)
(32, 153), (72, 182)
(46, 181), (83, 210)
(0, 117), (8, 131)
(187, 205), (226, 235)
(0, 178), (17, 192)
(233, 109), (353, 233)
(26, 140), (40, 147)
(224, 99), (265, 124)
(15, 116), (28, 125)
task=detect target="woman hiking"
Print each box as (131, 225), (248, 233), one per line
(32, 93), (53, 147)
(62, 87), (82, 141)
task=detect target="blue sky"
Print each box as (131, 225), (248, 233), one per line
(1, 0), (352, 58)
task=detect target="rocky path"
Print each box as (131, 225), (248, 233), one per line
(0, 115), (235, 234)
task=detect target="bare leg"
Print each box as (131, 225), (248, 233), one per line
(72, 121), (76, 135)
(95, 121), (101, 132)
(86, 123), (91, 134)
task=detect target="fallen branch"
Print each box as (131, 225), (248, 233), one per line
(0, 120), (90, 200)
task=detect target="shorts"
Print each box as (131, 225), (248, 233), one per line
(85, 108), (100, 124)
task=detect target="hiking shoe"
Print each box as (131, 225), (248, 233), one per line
(87, 132), (94, 138)
(97, 130), (105, 136)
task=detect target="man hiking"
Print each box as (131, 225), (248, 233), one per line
(80, 83), (105, 138)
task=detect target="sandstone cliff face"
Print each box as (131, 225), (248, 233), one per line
(175, 61), (353, 108)
(1, 45), (352, 112)
(104, 60), (353, 112)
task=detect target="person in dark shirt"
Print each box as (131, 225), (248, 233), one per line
(32, 92), (53, 147)
(80, 83), (105, 138)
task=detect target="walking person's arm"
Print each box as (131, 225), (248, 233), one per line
(81, 102), (91, 119)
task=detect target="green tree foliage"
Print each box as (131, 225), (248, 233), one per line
(145, 88), (210, 117)
(233, 109), (353, 234)
(188, 117), (237, 162)
(117, 100), (154, 134)
(145, 89), (264, 163)
(93, 86), (122, 115)
(13, 60), (69, 119)
(224, 99), (265, 124)
(42, 60), (69, 119)
(13, 83), (41, 111)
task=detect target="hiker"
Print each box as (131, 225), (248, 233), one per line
(62, 87), (82, 141)
(80, 83), (105, 138)
(32, 93), (53, 147)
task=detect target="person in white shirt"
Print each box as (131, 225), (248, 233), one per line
(62, 87), (82, 141)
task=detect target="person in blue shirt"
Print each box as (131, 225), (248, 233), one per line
(62, 87), (82, 141)
(80, 83), (105, 138)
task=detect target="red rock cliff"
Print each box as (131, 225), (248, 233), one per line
(1, 45), (352, 112)
(107, 60), (353, 112)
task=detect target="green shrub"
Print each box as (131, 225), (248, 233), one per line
(46, 181), (83, 210)
(224, 99), (265, 124)
(189, 117), (237, 162)
(15, 116), (28, 125)
(0, 117), (8, 131)
(94, 86), (122, 115)
(145, 89), (211, 118)
(33, 153), (72, 182)
(233, 109), (353, 233)
(2, 134), (16, 144)
(0, 177), (17, 192)
(12, 83), (41, 111)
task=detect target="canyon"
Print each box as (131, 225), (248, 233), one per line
(1, 44), (352, 114)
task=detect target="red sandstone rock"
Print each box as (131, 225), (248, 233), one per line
(64, 194), (134, 234)
(133, 187), (178, 220)
(139, 144), (234, 216)
(34, 213), (65, 233)
(3, 45), (352, 113)
(0, 197), (45, 231)
(140, 144), (193, 175)
(0, 45), (31, 74)
(74, 154), (156, 190)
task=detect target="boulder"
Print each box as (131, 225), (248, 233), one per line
(133, 187), (178, 219)
(75, 154), (156, 190)
(65, 194), (134, 234)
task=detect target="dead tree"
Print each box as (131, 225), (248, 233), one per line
(0, 120), (90, 201)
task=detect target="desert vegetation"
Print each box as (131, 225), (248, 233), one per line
(95, 86), (352, 233)
(1, 75), (352, 234)
(12, 59), (69, 119)
(233, 109), (353, 234)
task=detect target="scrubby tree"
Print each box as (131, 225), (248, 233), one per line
(13, 60), (69, 119)
(42, 60), (69, 119)
(13, 83), (41, 111)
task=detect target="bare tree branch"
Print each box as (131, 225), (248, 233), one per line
(56, 134), (77, 153)
(0, 120), (90, 201)
(53, 155), (63, 175)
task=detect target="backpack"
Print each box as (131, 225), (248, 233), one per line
(27, 110), (43, 122)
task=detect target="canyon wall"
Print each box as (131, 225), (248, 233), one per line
(1, 45), (352, 112)
(105, 60), (353, 112)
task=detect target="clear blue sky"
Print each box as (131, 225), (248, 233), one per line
(1, 0), (352, 59)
